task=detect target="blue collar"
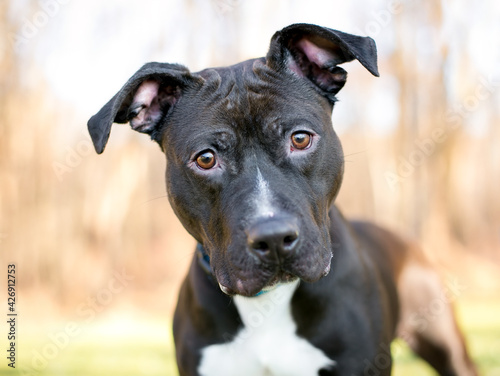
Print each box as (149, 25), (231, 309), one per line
(196, 243), (213, 276)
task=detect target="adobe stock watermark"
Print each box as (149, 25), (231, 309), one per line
(8, 0), (70, 52)
(405, 276), (467, 334)
(212, 0), (243, 16)
(17, 269), (134, 375)
(358, 277), (467, 376)
(351, 341), (395, 376)
(52, 131), (94, 182)
(385, 74), (499, 191)
(352, 0), (404, 38)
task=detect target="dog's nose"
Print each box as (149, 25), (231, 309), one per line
(247, 218), (299, 262)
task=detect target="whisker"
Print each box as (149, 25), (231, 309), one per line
(343, 150), (366, 158)
(141, 195), (168, 205)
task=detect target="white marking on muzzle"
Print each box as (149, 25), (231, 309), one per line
(254, 167), (275, 218)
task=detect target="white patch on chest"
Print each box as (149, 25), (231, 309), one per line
(198, 280), (335, 376)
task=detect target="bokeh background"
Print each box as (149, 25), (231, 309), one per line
(1, 0), (499, 375)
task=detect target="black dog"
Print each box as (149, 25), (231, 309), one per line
(88, 23), (476, 376)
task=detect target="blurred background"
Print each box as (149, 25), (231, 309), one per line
(1, 0), (499, 375)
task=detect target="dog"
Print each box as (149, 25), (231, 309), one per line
(88, 23), (477, 376)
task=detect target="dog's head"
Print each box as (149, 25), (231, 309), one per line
(88, 24), (378, 296)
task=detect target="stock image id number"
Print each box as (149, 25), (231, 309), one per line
(8, 264), (16, 312)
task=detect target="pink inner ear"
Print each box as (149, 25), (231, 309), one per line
(297, 38), (335, 67)
(130, 80), (162, 132)
(297, 37), (342, 68)
(286, 35), (348, 96)
(134, 80), (160, 108)
(288, 35), (345, 79)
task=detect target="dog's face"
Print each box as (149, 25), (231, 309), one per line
(162, 60), (343, 296)
(88, 24), (378, 296)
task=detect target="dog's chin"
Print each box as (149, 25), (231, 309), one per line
(217, 257), (332, 297)
(218, 271), (298, 297)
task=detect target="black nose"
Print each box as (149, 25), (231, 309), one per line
(247, 217), (299, 262)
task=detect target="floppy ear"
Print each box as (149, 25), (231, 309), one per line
(87, 62), (201, 154)
(266, 23), (379, 102)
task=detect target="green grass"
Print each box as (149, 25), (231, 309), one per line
(458, 297), (500, 376)
(8, 340), (176, 376)
(392, 296), (500, 376)
(0, 316), (178, 376)
(1, 297), (499, 376)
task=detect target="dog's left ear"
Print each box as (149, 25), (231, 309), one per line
(88, 62), (201, 154)
(267, 23), (379, 101)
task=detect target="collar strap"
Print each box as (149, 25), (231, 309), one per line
(196, 243), (213, 276)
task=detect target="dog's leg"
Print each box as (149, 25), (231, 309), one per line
(397, 258), (477, 376)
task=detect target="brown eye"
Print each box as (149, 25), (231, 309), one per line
(291, 132), (311, 150)
(196, 151), (216, 169)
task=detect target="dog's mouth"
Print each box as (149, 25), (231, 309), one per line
(218, 271), (298, 297)
(217, 254), (332, 297)
(256, 271), (299, 295)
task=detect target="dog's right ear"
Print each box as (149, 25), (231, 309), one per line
(88, 62), (201, 154)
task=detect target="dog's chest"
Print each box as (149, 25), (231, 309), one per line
(197, 280), (334, 376)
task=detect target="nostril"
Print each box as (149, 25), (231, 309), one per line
(252, 241), (270, 253)
(283, 233), (298, 246)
